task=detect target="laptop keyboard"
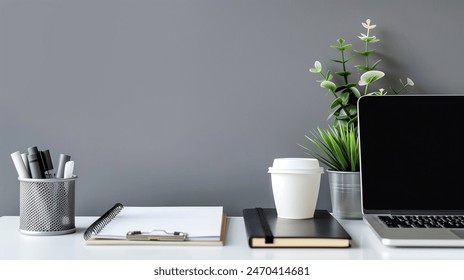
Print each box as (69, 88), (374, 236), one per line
(379, 215), (464, 229)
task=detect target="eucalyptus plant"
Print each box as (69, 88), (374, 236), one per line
(302, 19), (414, 172)
(309, 19), (414, 127)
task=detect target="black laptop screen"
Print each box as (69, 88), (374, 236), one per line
(358, 95), (464, 213)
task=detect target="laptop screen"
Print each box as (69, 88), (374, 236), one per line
(358, 95), (464, 214)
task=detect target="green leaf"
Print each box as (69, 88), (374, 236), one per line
(330, 105), (341, 112)
(354, 50), (375, 57)
(330, 98), (342, 109)
(335, 71), (352, 77)
(360, 36), (379, 43)
(336, 115), (350, 120)
(335, 119), (349, 127)
(334, 84), (356, 93)
(347, 116), (358, 126)
(346, 105), (357, 115)
(327, 110), (338, 120)
(340, 92), (350, 105)
(309, 61), (322, 73)
(299, 138), (339, 171)
(350, 87), (361, 98)
(331, 56), (354, 64)
(344, 55), (355, 63)
(337, 38), (345, 45)
(355, 65), (370, 71)
(359, 70), (385, 86)
(371, 59), (382, 69)
(345, 83), (357, 88)
(339, 44), (352, 51)
(335, 85), (346, 92)
(320, 80), (336, 92)
(325, 71), (333, 81)
(330, 45), (343, 51)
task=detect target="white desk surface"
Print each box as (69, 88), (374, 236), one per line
(1, 216), (464, 260)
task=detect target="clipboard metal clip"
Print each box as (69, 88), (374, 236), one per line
(126, 229), (188, 241)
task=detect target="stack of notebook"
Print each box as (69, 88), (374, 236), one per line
(243, 208), (351, 248)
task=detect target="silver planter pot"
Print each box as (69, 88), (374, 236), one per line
(327, 170), (362, 219)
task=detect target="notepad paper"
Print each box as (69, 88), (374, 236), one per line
(93, 206), (223, 241)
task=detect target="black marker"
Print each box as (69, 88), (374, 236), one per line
(27, 146), (45, 178)
(27, 153), (45, 179)
(41, 150), (54, 178)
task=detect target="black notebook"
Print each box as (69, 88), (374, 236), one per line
(243, 208), (351, 248)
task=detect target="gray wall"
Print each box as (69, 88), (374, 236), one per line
(1, 0), (462, 216)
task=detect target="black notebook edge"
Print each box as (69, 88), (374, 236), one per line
(243, 208), (352, 248)
(243, 208), (258, 248)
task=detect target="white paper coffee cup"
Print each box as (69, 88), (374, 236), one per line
(268, 158), (324, 219)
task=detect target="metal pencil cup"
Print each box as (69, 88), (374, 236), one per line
(19, 177), (77, 235)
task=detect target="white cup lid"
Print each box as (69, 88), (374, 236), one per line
(268, 158), (324, 174)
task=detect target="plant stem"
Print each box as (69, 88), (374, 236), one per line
(364, 83), (370, 96)
(341, 49), (349, 85)
(365, 41), (369, 69)
(339, 46), (354, 121)
(337, 40), (355, 120)
(394, 83), (409, 94)
(365, 28), (370, 69)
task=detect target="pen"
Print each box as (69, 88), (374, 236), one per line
(27, 146), (45, 178)
(56, 154), (71, 178)
(11, 151), (31, 178)
(63, 160), (74, 179)
(20, 153), (32, 178)
(41, 150), (54, 178)
(27, 153), (45, 179)
(21, 153), (32, 178)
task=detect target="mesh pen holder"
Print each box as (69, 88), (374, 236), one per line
(19, 176), (77, 235)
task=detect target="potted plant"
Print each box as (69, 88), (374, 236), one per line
(300, 19), (414, 219)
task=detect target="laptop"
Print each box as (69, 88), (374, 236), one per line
(358, 94), (464, 247)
